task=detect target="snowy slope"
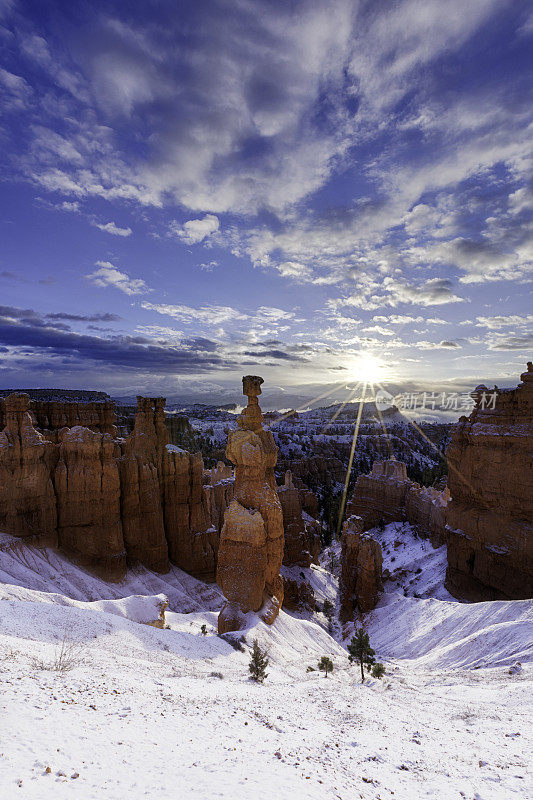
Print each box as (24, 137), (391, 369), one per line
(1, 530), (532, 799)
(1, 591), (531, 800)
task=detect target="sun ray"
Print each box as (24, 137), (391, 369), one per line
(374, 381), (484, 505)
(318, 381), (362, 436)
(336, 380), (368, 539)
(370, 384), (394, 459)
(265, 379), (351, 429)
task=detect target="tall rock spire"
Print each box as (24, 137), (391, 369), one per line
(216, 376), (285, 633)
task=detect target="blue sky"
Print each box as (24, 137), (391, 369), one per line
(0, 0), (531, 405)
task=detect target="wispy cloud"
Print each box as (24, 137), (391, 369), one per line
(93, 220), (132, 237)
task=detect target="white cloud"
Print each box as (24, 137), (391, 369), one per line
(363, 325), (395, 336)
(382, 278), (466, 307)
(140, 301), (297, 328)
(94, 221), (132, 237)
(86, 261), (150, 295)
(415, 340), (462, 350)
(476, 314), (533, 330)
(372, 314), (424, 325)
(487, 334), (533, 350)
(276, 261), (314, 281)
(141, 302), (247, 326)
(170, 214), (220, 244)
(254, 307), (294, 321)
(135, 325), (184, 343)
(338, 277), (465, 311)
(60, 201), (80, 212)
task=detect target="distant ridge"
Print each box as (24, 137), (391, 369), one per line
(0, 388), (111, 402)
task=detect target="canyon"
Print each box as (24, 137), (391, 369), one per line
(0, 382), (322, 615)
(0, 368), (531, 800)
(0, 364), (531, 619)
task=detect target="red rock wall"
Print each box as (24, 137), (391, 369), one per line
(347, 460), (410, 528)
(277, 471), (322, 567)
(445, 364), (533, 600)
(163, 448), (218, 580)
(0, 393), (222, 583)
(118, 397), (169, 574)
(348, 459), (449, 544)
(0, 398), (118, 438)
(0, 394), (58, 546)
(54, 427), (126, 580)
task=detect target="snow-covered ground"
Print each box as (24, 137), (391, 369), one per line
(1, 529), (531, 799)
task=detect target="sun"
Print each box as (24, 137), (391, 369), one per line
(349, 353), (388, 385)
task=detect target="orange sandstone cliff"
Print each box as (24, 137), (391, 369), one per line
(445, 363), (533, 600)
(0, 393), (221, 582)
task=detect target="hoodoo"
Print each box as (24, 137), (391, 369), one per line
(217, 376), (285, 633)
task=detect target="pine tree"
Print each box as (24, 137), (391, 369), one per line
(248, 639), (269, 683)
(318, 655), (334, 677)
(347, 628), (376, 682)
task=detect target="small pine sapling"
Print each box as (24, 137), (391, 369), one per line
(200, 624), (208, 636)
(347, 628), (376, 682)
(248, 639), (269, 683)
(318, 655), (334, 677)
(371, 662), (385, 678)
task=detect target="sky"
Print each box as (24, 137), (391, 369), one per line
(0, 0), (531, 407)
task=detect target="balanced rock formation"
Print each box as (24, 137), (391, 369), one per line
(0, 394), (57, 545)
(339, 515), (383, 622)
(217, 376), (284, 633)
(445, 363), (533, 600)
